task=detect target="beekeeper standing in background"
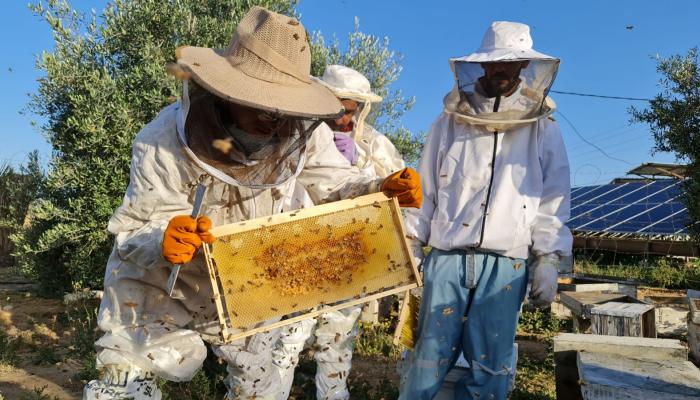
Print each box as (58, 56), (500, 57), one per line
(399, 21), (572, 400)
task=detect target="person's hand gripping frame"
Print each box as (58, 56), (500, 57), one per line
(163, 183), (212, 299)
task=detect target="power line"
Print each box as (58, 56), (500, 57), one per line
(551, 90), (652, 102)
(557, 110), (634, 166)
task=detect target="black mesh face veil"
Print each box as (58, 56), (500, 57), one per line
(451, 58), (559, 123)
(177, 81), (321, 189)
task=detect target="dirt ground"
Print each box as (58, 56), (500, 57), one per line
(0, 282), (85, 399)
(0, 266), (551, 400)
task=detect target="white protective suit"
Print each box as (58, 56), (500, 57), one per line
(399, 21), (572, 400)
(273, 66), (405, 400)
(84, 81), (381, 400)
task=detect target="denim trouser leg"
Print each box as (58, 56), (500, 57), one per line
(398, 249), (527, 400)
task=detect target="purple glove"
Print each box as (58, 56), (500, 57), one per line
(333, 132), (358, 165)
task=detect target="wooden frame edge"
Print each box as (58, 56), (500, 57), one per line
(203, 244), (231, 341)
(390, 197), (423, 287)
(224, 283), (418, 342)
(393, 290), (411, 346)
(209, 192), (392, 237)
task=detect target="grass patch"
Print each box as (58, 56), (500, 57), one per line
(354, 320), (400, 358)
(158, 348), (226, 400)
(18, 386), (60, 400)
(32, 345), (60, 365)
(0, 328), (20, 367)
(510, 354), (556, 400)
(518, 309), (563, 338)
(575, 253), (700, 290)
(62, 299), (100, 358)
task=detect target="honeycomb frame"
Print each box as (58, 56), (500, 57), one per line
(203, 192), (422, 342)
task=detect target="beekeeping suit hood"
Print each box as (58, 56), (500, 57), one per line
(313, 65), (382, 143)
(443, 21), (559, 131)
(313, 65), (405, 177)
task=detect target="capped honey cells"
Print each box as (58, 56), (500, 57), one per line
(205, 193), (420, 341)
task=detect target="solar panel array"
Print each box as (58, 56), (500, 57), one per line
(569, 179), (690, 237)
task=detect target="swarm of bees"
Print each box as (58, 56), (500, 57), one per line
(254, 230), (368, 296)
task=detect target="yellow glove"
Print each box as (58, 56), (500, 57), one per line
(381, 167), (423, 208)
(162, 216), (215, 265)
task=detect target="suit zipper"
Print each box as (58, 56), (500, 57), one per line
(477, 96), (501, 248)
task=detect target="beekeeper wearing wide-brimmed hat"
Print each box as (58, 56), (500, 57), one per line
(82, 6), (422, 400)
(398, 21), (572, 400)
(272, 65), (407, 400)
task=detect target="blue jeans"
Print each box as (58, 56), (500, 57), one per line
(399, 248), (527, 400)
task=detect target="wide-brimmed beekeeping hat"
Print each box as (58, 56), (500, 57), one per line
(176, 6), (343, 119)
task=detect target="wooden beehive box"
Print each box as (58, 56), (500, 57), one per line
(590, 302), (656, 338)
(559, 291), (643, 333)
(577, 352), (700, 400)
(554, 333), (687, 400)
(203, 192), (421, 342)
(558, 274), (639, 298)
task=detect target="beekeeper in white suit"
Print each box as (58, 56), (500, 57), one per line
(273, 65), (406, 400)
(399, 21), (572, 400)
(82, 7), (422, 400)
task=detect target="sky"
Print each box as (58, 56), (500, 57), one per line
(1, 0), (699, 186)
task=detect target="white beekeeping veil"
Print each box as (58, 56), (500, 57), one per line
(312, 65), (383, 142)
(444, 21), (560, 131)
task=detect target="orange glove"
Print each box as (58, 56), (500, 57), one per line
(381, 167), (423, 208)
(162, 215), (215, 264)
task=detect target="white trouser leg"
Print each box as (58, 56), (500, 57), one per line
(213, 329), (282, 400)
(272, 318), (316, 400)
(83, 324), (207, 399)
(83, 364), (160, 400)
(314, 307), (361, 400)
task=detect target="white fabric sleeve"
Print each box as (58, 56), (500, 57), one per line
(107, 128), (193, 270)
(403, 115), (445, 246)
(531, 118), (573, 256)
(364, 126), (405, 178)
(298, 123), (382, 204)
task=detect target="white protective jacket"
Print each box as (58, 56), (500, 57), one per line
(354, 124), (405, 178)
(405, 111), (572, 260)
(95, 101), (379, 394)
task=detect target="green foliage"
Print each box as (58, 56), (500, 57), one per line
(18, 386), (60, 400)
(354, 319), (400, 358)
(310, 19), (424, 164)
(575, 254), (700, 290)
(63, 298), (101, 358)
(32, 346), (61, 366)
(159, 349), (227, 399)
(518, 309), (562, 337)
(16, 0), (420, 295)
(630, 48), (700, 241)
(0, 329), (21, 367)
(510, 355), (556, 400)
(0, 151), (44, 267)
